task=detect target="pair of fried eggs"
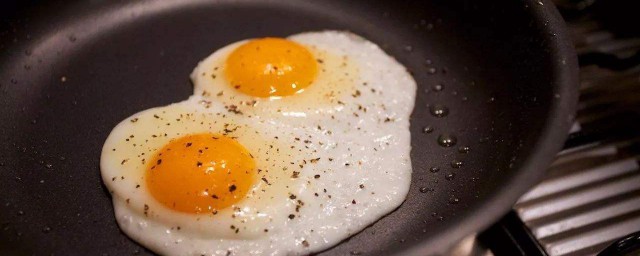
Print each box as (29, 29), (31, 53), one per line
(101, 31), (417, 255)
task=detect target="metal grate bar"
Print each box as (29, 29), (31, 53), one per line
(533, 196), (640, 239)
(544, 216), (640, 256)
(518, 174), (640, 221)
(518, 158), (638, 202)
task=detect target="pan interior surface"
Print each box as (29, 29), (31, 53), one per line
(0, 0), (577, 255)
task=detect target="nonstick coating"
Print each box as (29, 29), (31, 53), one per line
(0, 0), (578, 255)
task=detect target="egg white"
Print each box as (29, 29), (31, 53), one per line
(101, 31), (416, 255)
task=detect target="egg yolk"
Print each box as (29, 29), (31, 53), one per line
(146, 133), (256, 214)
(224, 38), (318, 97)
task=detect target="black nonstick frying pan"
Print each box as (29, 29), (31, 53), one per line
(0, 0), (578, 255)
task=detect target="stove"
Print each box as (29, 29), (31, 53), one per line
(474, 1), (640, 255)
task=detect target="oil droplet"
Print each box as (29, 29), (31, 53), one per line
(419, 187), (433, 193)
(404, 45), (413, 52)
(461, 96), (468, 101)
(449, 197), (460, 204)
(424, 59), (432, 65)
(437, 216), (444, 221)
(450, 160), (463, 169)
(437, 134), (457, 147)
(60, 76), (67, 83)
(429, 105), (449, 117)
(17, 210), (24, 216)
(39, 180), (45, 184)
(42, 226), (51, 233)
(432, 84), (444, 92)
(422, 126), (434, 134)
(45, 163), (53, 169)
(458, 146), (470, 153)
(431, 212), (438, 217)
(427, 67), (437, 74)
(429, 167), (440, 173)
(445, 173), (456, 180)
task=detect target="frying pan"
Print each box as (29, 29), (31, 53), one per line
(0, 0), (578, 255)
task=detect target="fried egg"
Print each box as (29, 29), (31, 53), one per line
(101, 31), (416, 255)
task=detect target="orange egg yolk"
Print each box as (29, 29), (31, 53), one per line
(146, 133), (256, 214)
(224, 37), (318, 97)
